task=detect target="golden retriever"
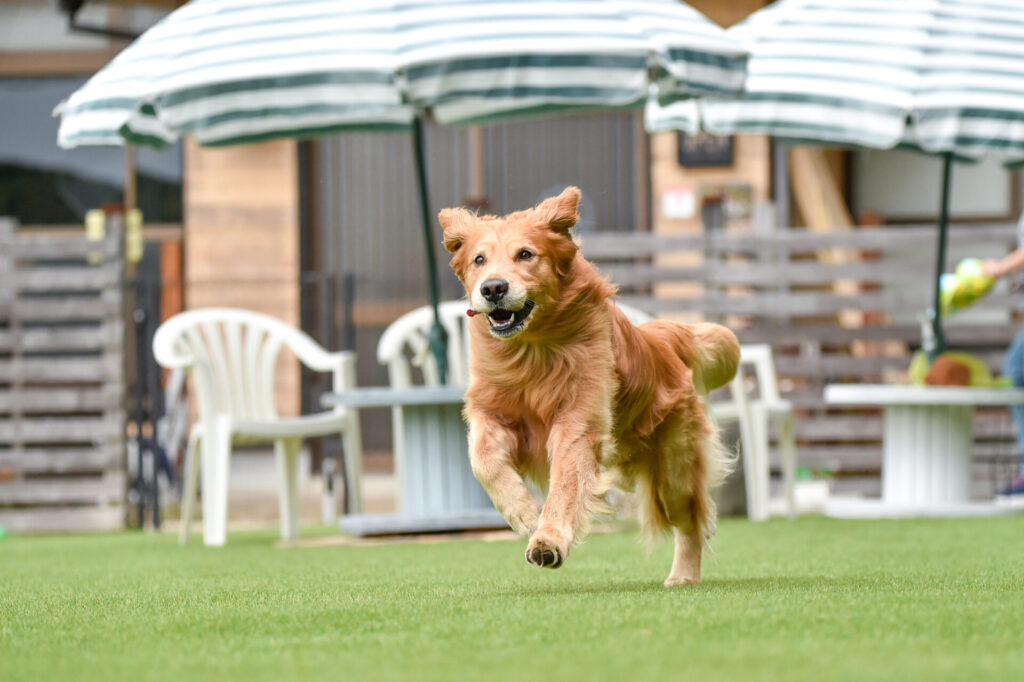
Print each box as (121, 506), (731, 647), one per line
(439, 187), (739, 586)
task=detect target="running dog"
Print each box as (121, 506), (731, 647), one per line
(439, 187), (739, 586)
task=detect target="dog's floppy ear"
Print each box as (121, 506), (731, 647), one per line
(536, 186), (580, 235)
(438, 207), (469, 253)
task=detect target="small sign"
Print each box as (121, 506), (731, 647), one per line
(662, 186), (696, 219)
(678, 132), (734, 168)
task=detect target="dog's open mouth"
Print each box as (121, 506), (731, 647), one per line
(486, 300), (535, 337)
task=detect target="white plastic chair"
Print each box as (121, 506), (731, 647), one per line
(153, 308), (362, 546)
(712, 344), (798, 521)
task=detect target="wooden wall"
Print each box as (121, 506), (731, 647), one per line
(582, 222), (1022, 498)
(0, 218), (126, 532)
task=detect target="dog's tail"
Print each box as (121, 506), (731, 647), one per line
(643, 321), (739, 396)
(687, 323), (741, 395)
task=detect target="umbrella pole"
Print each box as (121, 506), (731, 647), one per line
(412, 113), (449, 384)
(930, 152), (954, 361)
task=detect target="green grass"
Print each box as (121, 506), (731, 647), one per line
(2, 517), (1023, 682)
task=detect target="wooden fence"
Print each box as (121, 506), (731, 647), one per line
(582, 222), (1021, 493)
(0, 218), (126, 532)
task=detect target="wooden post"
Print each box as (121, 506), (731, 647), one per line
(124, 145), (137, 211)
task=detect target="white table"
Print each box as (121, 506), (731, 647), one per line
(322, 386), (505, 535)
(823, 384), (1024, 518)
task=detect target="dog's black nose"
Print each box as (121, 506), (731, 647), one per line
(480, 278), (508, 303)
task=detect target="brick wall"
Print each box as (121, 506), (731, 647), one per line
(183, 138), (301, 416)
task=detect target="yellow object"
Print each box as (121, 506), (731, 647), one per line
(939, 258), (995, 315)
(125, 208), (144, 264)
(84, 209), (106, 265)
(908, 350), (1010, 387)
(85, 209), (106, 241)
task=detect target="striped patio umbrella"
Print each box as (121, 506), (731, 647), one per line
(57, 0), (746, 381)
(57, 0), (746, 148)
(647, 0), (1024, 356)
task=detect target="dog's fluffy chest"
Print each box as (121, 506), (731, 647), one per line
(472, 351), (608, 421)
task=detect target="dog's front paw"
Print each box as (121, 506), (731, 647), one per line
(525, 531), (568, 569)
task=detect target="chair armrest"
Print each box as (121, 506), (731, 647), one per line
(759, 399), (794, 417)
(277, 329), (359, 402)
(152, 318), (196, 370)
(279, 327), (353, 373)
(329, 351), (358, 395)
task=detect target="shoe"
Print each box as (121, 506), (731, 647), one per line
(995, 475), (1024, 504)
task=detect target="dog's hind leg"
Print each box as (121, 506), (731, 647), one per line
(665, 516), (704, 586)
(468, 419), (541, 536)
(651, 415), (730, 587)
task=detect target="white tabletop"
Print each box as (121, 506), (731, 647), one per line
(824, 383), (1024, 406)
(321, 385), (466, 409)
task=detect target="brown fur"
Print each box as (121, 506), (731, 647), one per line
(439, 187), (740, 586)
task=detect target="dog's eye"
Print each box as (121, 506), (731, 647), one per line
(473, 254), (485, 266)
(518, 249), (534, 261)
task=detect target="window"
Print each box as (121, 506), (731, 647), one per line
(0, 76), (182, 225)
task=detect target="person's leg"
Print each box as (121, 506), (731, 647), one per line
(1001, 327), (1024, 494)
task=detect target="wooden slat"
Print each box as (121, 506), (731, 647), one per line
(0, 416), (124, 443)
(0, 49), (123, 77)
(0, 355), (123, 383)
(619, 291), (1018, 316)
(6, 234), (120, 260)
(0, 507), (124, 533)
(0, 355), (124, 383)
(581, 223), (1016, 258)
(0, 386), (123, 414)
(793, 415), (882, 440)
(781, 445), (882, 469)
(0, 447), (122, 474)
(10, 294), (122, 322)
(0, 322), (125, 352)
(0, 473), (125, 505)
(792, 411), (1013, 440)
(12, 265), (122, 291)
(773, 353), (1006, 379)
(739, 323), (1017, 346)
(601, 259), (949, 288)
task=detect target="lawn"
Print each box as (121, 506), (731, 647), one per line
(1, 516), (1022, 682)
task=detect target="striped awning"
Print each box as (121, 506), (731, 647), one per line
(57, 0), (746, 149)
(647, 0), (1024, 162)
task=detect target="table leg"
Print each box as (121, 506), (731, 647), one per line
(882, 404), (973, 506)
(400, 402), (492, 516)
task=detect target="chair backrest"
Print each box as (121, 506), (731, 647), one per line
(377, 301), (473, 388)
(153, 308), (348, 421)
(377, 300), (654, 388)
(615, 301), (654, 325)
(738, 344), (782, 404)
